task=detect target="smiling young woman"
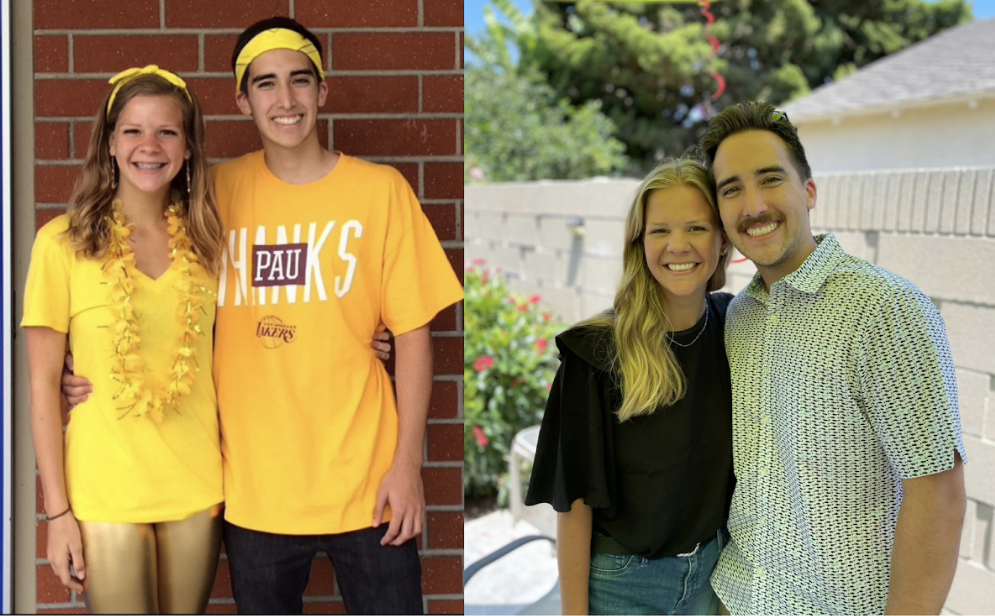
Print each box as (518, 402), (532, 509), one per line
(21, 67), (225, 614)
(526, 157), (737, 615)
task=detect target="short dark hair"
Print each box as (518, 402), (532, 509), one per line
(231, 16), (324, 94)
(698, 101), (812, 181)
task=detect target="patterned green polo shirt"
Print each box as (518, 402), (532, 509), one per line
(711, 233), (967, 614)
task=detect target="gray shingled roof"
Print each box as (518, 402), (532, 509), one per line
(783, 18), (995, 122)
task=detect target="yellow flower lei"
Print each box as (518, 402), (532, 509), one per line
(104, 200), (209, 422)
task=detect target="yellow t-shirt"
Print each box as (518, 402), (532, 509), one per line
(21, 215), (223, 523)
(213, 152), (464, 534)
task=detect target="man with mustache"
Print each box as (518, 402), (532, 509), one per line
(699, 102), (966, 615)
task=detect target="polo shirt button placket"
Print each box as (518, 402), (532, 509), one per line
(757, 300), (778, 591)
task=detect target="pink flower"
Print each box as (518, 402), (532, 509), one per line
(542, 312), (552, 322)
(473, 426), (489, 447)
(535, 339), (548, 354)
(472, 258), (486, 266)
(529, 294), (541, 304)
(474, 356), (494, 372)
(470, 167), (484, 181)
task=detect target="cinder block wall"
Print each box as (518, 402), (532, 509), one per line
(465, 167), (995, 614)
(27, 1), (464, 613)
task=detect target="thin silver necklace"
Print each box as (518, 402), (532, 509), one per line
(668, 307), (708, 348)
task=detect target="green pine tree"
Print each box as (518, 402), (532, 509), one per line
(526, 0), (970, 172)
(466, 0), (630, 182)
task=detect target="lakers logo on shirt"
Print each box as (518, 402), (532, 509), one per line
(256, 315), (297, 349)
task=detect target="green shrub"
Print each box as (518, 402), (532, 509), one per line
(464, 261), (562, 500)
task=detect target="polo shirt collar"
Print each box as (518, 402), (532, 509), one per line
(742, 233), (845, 302)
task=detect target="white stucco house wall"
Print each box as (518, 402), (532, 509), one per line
(782, 17), (995, 172)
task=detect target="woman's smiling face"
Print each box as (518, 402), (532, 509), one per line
(109, 94), (189, 202)
(643, 184), (727, 305)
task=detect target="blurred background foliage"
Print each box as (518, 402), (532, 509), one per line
(464, 262), (563, 499)
(466, 0), (971, 179)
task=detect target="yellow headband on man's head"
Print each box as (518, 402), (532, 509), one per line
(234, 28), (324, 93)
(107, 65), (191, 118)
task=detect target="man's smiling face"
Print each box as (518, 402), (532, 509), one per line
(236, 48), (327, 152)
(712, 129), (818, 286)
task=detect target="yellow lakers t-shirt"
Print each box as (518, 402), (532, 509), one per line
(213, 152), (463, 535)
(21, 215), (223, 523)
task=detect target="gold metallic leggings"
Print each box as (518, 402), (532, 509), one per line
(77, 504), (223, 614)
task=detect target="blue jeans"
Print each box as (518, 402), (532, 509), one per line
(588, 529), (726, 615)
(223, 522), (423, 614)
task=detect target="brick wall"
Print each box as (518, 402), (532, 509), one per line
(466, 168), (995, 613)
(30, 0), (464, 613)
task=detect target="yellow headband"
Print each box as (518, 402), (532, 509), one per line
(107, 65), (191, 118)
(234, 28), (324, 93)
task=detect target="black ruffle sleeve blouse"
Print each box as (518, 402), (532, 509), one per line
(525, 292), (736, 560)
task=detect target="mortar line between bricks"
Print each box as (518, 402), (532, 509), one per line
(198, 33), (205, 73)
(67, 33), (74, 73)
(419, 0), (425, 27)
(42, 156), (468, 168)
(36, 108), (464, 120)
(419, 160), (425, 200)
(424, 594), (466, 600)
(289, 0), (296, 19)
(420, 549), (463, 556)
(36, 70), (465, 78)
(206, 154), (472, 167)
(327, 31), (334, 71)
(34, 159), (85, 166)
(433, 375), (462, 382)
(430, 331), (462, 338)
(427, 419), (465, 425)
(159, 0), (166, 29)
(335, 154), (464, 163)
(426, 505), (463, 512)
(213, 155), (467, 164)
(68, 119), (76, 159)
(36, 27), (465, 35)
(423, 461), (462, 468)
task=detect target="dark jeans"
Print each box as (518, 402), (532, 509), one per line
(224, 521), (423, 615)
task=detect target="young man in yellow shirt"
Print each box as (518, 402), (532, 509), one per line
(210, 17), (463, 614)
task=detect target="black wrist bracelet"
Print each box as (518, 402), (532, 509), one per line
(44, 507), (72, 522)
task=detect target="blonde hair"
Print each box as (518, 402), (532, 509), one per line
(578, 157), (730, 422)
(66, 74), (223, 273)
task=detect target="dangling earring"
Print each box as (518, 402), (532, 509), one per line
(186, 161), (192, 196)
(111, 156), (118, 190)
